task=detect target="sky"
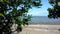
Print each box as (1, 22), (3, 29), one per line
(28, 0), (53, 16)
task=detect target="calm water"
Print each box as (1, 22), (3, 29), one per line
(29, 16), (60, 24)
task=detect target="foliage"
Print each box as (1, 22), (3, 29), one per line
(0, 0), (42, 34)
(48, 0), (60, 18)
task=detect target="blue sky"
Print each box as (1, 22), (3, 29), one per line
(28, 0), (53, 16)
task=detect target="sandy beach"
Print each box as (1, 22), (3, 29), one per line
(18, 24), (60, 34)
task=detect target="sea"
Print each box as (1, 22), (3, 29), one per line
(29, 16), (60, 24)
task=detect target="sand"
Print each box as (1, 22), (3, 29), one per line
(18, 24), (60, 34)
